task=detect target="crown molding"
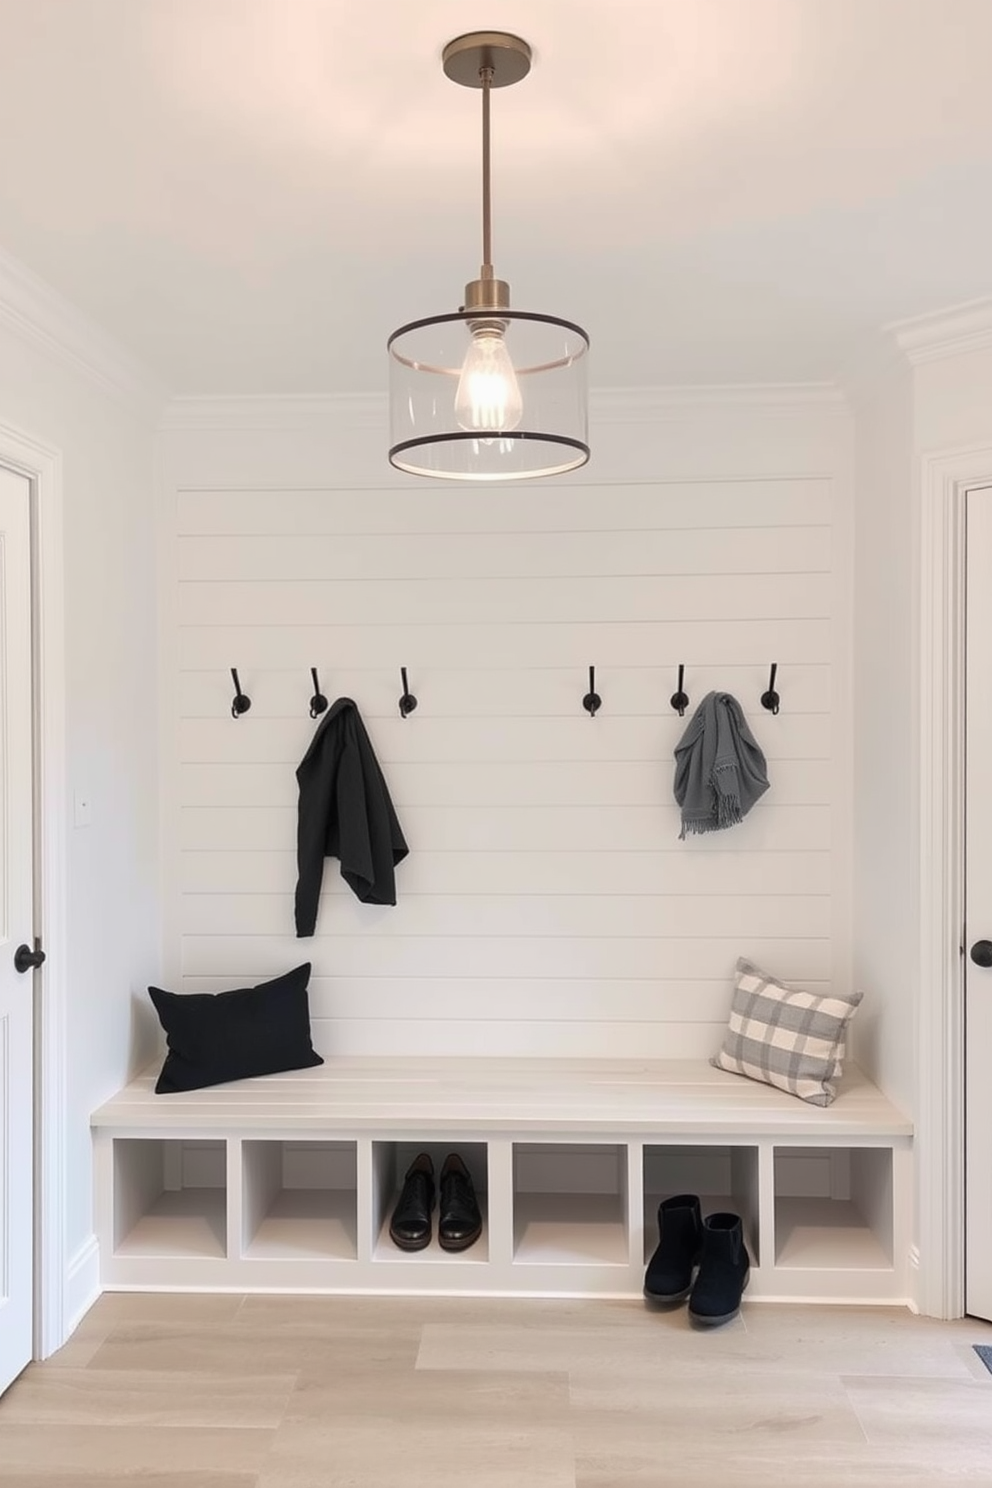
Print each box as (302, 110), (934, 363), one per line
(887, 296), (992, 367)
(591, 383), (847, 421)
(160, 382), (847, 432)
(0, 246), (168, 418)
(842, 297), (992, 405)
(158, 392), (387, 431)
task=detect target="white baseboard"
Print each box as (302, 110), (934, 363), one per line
(906, 1243), (922, 1315)
(63, 1234), (101, 1340)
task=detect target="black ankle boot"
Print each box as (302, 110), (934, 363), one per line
(644, 1193), (703, 1303)
(687, 1212), (750, 1327)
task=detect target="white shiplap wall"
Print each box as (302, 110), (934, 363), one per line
(160, 394), (853, 1059)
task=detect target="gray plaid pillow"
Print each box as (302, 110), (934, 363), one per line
(711, 957), (863, 1106)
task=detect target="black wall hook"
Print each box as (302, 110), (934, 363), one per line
(670, 663), (689, 717)
(309, 668), (328, 719)
(760, 662), (781, 715)
(398, 666), (418, 718)
(230, 668), (251, 719)
(582, 666), (602, 717)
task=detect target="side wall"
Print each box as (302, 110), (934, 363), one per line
(158, 394), (854, 1062)
(850, 316), (992, 1315)
(913, 339), (992, 1316)
(850, 359), (916, 1119)
(0, 319), (160, 1332)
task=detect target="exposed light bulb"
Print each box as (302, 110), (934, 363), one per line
(455, 328), (523, 433)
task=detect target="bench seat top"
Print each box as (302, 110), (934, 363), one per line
(92, 1058), (912, 1141)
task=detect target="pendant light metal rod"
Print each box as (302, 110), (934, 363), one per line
(481, 65), (494, 280)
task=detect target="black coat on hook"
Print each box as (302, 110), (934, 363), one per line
(295, 698), (409, 936)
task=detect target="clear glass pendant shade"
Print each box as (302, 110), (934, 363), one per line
(388, 309), (590, 481)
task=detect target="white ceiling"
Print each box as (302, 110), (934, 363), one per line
(0, 0), (990, 395)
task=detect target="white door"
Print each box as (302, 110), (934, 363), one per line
(0, 466), (36, 1392)
(965, 483), (992, 1321)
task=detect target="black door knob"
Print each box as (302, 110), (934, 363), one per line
(14, 942), (45, 974)
(971, 940), (992, 968)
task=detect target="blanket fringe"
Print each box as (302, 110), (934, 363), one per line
(717, 796), (743, 830)
(679, 817), (725, 839)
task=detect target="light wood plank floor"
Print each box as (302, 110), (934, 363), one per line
(2, 1293), (992, 1486)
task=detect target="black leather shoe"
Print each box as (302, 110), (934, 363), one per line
(438, 1153), (482, 1252)
(389, 1152), (435, 1251)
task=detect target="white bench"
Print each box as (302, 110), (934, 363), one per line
(92, 1057), (913, 1304)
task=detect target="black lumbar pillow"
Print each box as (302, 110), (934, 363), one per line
(148, 963), (323, 1094)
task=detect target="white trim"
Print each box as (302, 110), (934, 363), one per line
(155, 437), (183, 991)
(0, 420), (68, 1358)
(906, 1244), (922, 1314)
(159, 383), (847, 432)
(829, 437), (857, 1045)
(891, 298), (992, 367)
(63, 1234), (100, 1338)
(591, 384), (848, 420)
(0, 245), (166, 416)
(160, 392), (386, 432)
(917, 443), (992, 1318)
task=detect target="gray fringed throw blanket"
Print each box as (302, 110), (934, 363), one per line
(673, 691), (770, 838)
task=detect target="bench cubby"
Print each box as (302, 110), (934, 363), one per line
(773, 1145), (894, 1272)
(92, 1058), (913, 1304)
(112, 1138), (227, 1260)
(371, 1140), (490, 1264)
(241, 1140), (358, 1261)
(513, 1143), (629, 1266)
(642, 1144), (760, 1266)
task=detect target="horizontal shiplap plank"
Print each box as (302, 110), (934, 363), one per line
(180, 935), (830, 981)
(176, 481), (832, 536)
(177, 527), (831, 583)
(178, 618), (832, 671)
(179, 804), (830, 853)
(177, 664), (831, 722)
(178, 714), (830, 764)
(178, 574), (831, 627)
(314, 982), (729, 1025)
(179, 892), (830, 939)
(179, 849), (832, 897)
(178, 758), (831, 809)
(178, 977), (747, 1023)
(301, 1019), (731, 1059)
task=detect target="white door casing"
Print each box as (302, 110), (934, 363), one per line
(965, 483), (992, 1322)
(0, 465), (35, 1392)
(914, 447), (992, 1322)
(0, 420), (67, 1363)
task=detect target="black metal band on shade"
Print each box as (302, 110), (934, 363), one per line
(388, 430), (590, 480)
(387, 308), (591, 369)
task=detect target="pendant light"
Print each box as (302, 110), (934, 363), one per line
(387, 32), (590, 481)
